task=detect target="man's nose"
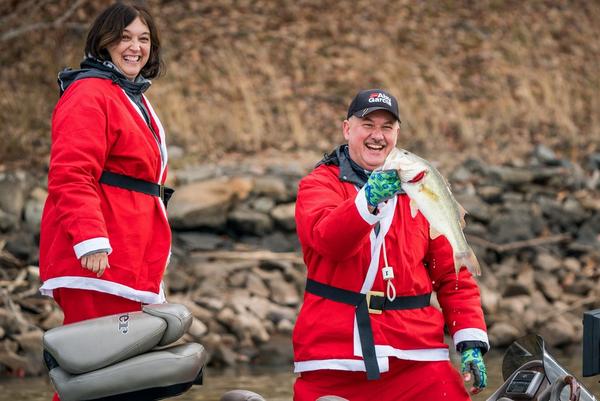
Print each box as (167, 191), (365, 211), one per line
(370, 127), (384, 138)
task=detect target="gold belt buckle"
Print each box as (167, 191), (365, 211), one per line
(159, 185), (165, 201)
(366, 290), (384, 314)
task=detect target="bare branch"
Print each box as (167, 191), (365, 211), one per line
(1, 0), (87, 42)
(0, 0), (51, 26)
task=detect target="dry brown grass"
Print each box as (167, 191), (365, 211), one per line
(0, 0), (599, 169)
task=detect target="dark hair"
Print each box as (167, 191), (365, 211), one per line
(84, 2), (164, 79)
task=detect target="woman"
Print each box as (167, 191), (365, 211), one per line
(39, 0), (171, 372)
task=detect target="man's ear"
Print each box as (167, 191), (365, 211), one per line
(342, 119), (351, 140)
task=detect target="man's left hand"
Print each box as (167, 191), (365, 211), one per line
(461, 347), (487, 394)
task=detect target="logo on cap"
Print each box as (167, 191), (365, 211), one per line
(368, 92), (392, 107)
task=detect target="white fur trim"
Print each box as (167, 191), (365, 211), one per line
(73, 237), (112, 259)
(453, 328), (490, 350)
(374, 345), (449, 361)
(354, 186), (385, 225)
(39, 276), (166, 304)
(294, 357), (389, 374)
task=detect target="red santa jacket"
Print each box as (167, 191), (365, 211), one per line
(293, 162), (488, 375)
(39, 78), (171, 304)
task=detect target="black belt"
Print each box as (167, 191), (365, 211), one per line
(305, 278), (431, 380)
(99, 170), (174, 208)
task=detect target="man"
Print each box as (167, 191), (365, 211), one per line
(292, 89), (488, 400)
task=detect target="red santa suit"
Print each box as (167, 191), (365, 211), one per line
(39, 75), (171, 306)
(292, 147), (488, 400)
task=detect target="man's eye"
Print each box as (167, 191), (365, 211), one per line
(363, 124), (373, 128)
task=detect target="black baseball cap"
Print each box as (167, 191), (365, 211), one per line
(346, 89), (401, 122)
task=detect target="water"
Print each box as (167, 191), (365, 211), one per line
(1, 350), (598, 400)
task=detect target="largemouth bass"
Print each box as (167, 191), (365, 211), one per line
(382, 148), (481, 276)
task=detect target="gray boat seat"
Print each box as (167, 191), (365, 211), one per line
(43, 303), (207, 401)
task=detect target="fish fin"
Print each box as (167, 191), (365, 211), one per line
(454, 248), (481, 277)
(429, 226), (443, 240)
(458, 202), (467, 228)
(410, 199), (419, 218)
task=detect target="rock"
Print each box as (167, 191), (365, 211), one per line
(176, 232), (227, 252)
(246, 273), (270, 298)
(13, 329), (44, 375)
(533, 144), (560, 166)
(267, 276), (300, 306)
(0, 208), (18, 232)
(228, 207), (273, 236)
(214, 342), (239, 367)
(533, 252), (561, 272)
(498, 295), (529, 316)
(188, 317), (208, 339)
(168, 177), (253, 229)
(502, 280), (531, 297)
(23, 187), (47, 233)
(270, 203), (296, 231)
(276, 319), (294, 334)
(489, 166), (537, 185)
(487, 209), (544, 244)
(539, 315), (577, 347)
(250, 196), (276, 214)
(253, 176), (289, 202)
(562, 257), (581, 272)
(479, 283), (499, 315)
(535, 271), (563, 301)
(576, 213), (600, 246)
(450, 165), (474, 182)
(4, 231), (37, 262)
(0, 340), (29, 373)
(564, 278), (594, 296)
(488, 322), (521, 347)
(167, 145), (184, 161)
(260, 232), (296, 252)
(165, 268), (193, 292)
(477, 185), (503, 203)
(244, 295), (273, 320)
(40, 309), (64, 331)
(255, 333), (293, 365)
(0, 170), (27, 216)
(174, 164), (221, 185)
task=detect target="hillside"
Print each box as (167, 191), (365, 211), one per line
(0, 0), (599, 169)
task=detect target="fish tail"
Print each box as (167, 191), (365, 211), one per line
(454, 248), (481, 276)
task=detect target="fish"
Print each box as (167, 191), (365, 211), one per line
(382, 147), (481, 276)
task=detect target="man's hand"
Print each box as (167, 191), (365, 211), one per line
(461, 347), (487, 394)
(364, 169), (402, 208)
(80, 252), (110, 277)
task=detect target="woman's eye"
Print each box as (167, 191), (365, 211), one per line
(140, 37), (150, 43)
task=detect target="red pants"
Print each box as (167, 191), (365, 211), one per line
(51, 288), (143, 401)
(294, 358), (471, 401)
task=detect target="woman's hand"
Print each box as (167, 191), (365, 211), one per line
(80, 252), (110, 277)
(461, 347), (487, 394)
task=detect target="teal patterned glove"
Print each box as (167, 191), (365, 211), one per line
(364, 170), (401, 207)
(461, 348), (487, 394)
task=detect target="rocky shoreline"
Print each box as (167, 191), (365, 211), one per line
(0, 146), (599, 377)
